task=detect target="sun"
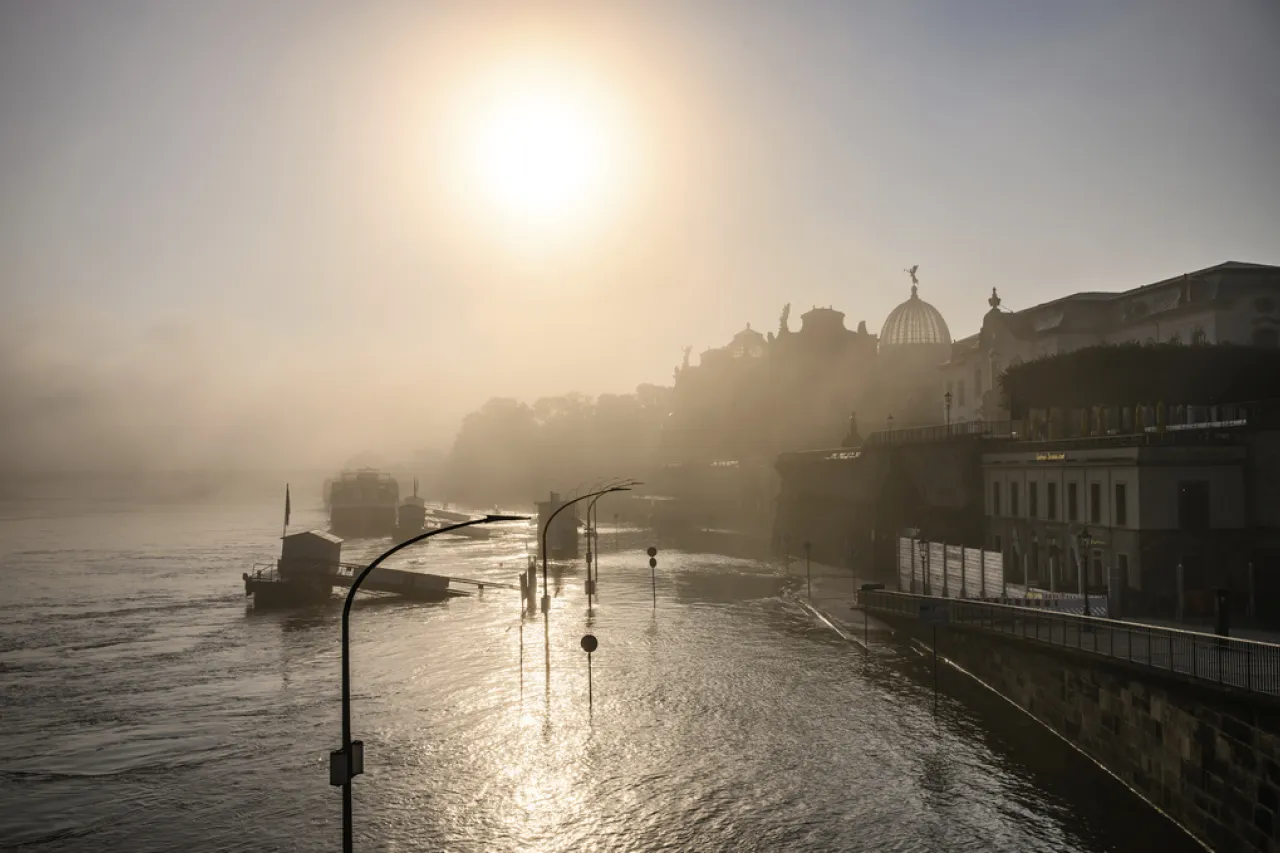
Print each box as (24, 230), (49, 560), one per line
(460, 69), (627, 233)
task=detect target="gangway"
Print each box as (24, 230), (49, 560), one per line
(332, 561), (519, 601)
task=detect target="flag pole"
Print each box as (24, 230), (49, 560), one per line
(283, 483), (291, 540)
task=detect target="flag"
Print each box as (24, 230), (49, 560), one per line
(285, 484), (291, 528)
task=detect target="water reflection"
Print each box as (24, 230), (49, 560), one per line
(1, 507), (1205, 853)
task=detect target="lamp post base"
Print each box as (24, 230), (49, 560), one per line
(541, 595), (550, 614)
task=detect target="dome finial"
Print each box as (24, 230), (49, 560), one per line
(989, 287), (1001, 310)
(910, 284), (918, 299)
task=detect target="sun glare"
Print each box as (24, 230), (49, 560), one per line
(460, 68), (628, 233)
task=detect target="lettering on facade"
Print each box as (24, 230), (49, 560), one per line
(710, 460), (740, 468)
(825, 450), (862, 461)
(1144, 418), (1248, 433)
(1035, 452), (1067, 462)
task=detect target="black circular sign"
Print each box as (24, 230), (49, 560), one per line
(580, 634), (598, 653)
(646, 546), (657, 558)
(648, 557), (657, 569)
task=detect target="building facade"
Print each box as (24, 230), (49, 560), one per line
(983, 438), (1251, 619)
(942, 261), (1280, 424)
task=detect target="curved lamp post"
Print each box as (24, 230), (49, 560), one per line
(584, 480), (642, 606)
(335, 513), (526, 853)
(540, 486), (632, 614)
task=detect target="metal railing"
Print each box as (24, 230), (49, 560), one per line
(860, 589), (1280, 698)
(865, 420), (1015, 446)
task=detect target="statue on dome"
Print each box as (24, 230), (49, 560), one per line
(903, 264), (920, 298)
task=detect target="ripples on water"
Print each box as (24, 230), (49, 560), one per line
(0, 500), (1200, 852)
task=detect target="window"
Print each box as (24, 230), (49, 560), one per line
(958, 380), (966, 406)
(1067, 482), (1078, 521)
(974, 368), (983, 397)
(1178, 481), (1210, 530)
(993, 482), (1002, 515)
(1115, 483), (1128, 526)
(1090, 482), (1101, 524)
(1029, 482), (1039, 518)
(994, 534), (1002, 554)
(1047, 482), (1058, 520)
(1117, 553), (1131, 588)
(1011, 482), (1020, 516)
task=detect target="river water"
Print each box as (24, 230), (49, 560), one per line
(0, 498), (1201, 852)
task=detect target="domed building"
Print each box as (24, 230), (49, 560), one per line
(873, 272), (954, 429)
(879, 283), (952, 354)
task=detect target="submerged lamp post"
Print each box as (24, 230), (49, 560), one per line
(333, 513), (526, 853)
(583, 481), (640, 605)
(540, 485), (635, 615)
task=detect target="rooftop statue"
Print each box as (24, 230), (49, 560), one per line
(778, 303), (791, 335)
(904, 264), (919, 287)
(681, 345), (692, 369)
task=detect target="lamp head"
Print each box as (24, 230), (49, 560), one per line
(484, 514), (530, 524)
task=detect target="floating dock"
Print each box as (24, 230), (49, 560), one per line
(242, 530), (516, 608)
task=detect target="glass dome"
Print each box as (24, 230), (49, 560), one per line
(878, 285), (952, 350)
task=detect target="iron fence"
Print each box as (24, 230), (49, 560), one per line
(860, 589), (1280, 698)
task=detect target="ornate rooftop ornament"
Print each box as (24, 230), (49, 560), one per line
(989, 287), (1002, 310)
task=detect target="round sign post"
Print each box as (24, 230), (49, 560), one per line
(580, 634), (598, 711)
(647, 547), (658, 609)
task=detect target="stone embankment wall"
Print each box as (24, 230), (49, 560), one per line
(891, 619), (1280, 853)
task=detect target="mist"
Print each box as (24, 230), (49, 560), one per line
(3, 0), (1278, 482)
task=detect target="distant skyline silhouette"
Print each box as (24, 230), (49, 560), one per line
(2, 0), (1278, 471)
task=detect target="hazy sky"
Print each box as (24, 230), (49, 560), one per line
(2, 0), (1278, 471)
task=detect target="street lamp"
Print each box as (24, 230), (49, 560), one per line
(584, 479), (641, 606)
(540, 485), (634, 614)
(1077, 527), (1092, 618)
(944, 391), (953, 429)
(335, 513), (526, 853)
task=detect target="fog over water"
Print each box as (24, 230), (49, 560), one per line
(3, 0), (1279, 477)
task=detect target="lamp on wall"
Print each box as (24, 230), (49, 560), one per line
(1077, 527), (1092, 618)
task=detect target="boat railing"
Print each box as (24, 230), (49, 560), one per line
(248, 562), (280, 582)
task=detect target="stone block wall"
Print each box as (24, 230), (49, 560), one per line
(895, 619), (1280, 852)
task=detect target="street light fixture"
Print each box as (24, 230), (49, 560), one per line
(334, 513), (526, 853)
(944, 390), (953, 429)
(1077, 527), (1092, 618)
(584, 479), (641, 606)
(540, 485), (634, 614)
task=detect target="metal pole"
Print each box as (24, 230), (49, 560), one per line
(338, 513), (524, 853)
(932, 624), (939, 712)
(805, 541), (812, 599)
(539, 485), (636, 675)
(583, 488), (629, 607)
(587, 652), (593, 711)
